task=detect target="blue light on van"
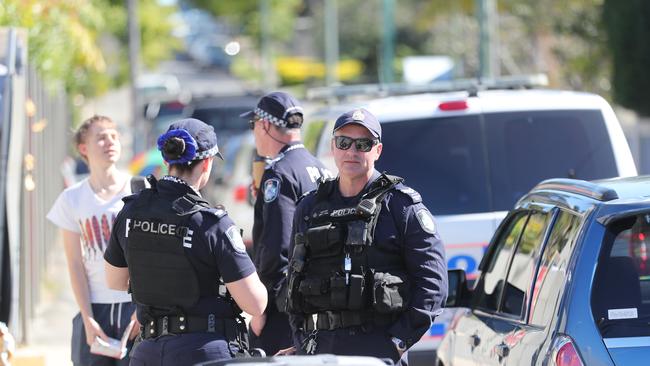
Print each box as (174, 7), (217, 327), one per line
(429, 323), (446, 337)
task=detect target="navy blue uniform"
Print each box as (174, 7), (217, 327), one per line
(251, 142), (331, 355)
(104, 179), (256, 366)
(288, 171), (447, 365)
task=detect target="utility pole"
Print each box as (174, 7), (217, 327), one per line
(127, 0), (142, 153)
(381, 0), (395, 84)
(477, 0), (499, 79)
(260, 0), (274, 90)
(324, 0), (339, 86)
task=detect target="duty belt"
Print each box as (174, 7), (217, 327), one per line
(142, 314), (237, 339)
(305, 310), (395, 331)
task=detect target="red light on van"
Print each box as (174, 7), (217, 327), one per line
(234, 184), (248, 202)
(438, 100), (468, 111)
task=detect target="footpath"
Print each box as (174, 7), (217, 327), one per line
(13, 234), (74, 366)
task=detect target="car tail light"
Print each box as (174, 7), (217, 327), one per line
(234, 184), (248, 202)
(438, 100), (468, 111)
(551, 335), (584, 366)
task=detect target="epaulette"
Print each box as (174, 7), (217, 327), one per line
(394, 183), (422, 204)
(315, 177), (337, 201)
(297, 188), (316, 204)
(203, 204), (228, 219)
(265, 153), (285, 170)
(172, 193), (211, 216)
(122, 193), (138, 203)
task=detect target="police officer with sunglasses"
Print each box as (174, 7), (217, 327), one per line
(283, 108), (448, 365)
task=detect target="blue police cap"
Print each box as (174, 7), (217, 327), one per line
(240, 91), (304, 128)
(157, 118), (223, 165)
(333, 108), (381, 140)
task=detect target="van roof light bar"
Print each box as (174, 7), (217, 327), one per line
(532, 178), (619, 202)
(306, 73), (548, 101)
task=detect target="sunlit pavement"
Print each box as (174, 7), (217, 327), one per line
(14, 234), (74, 366)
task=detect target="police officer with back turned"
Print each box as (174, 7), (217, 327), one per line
(104, 118), (267, 365)
(240, 91), (331, 356)
(285, 109), (448, 365)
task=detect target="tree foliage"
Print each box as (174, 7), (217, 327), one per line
(190, 0), (303, 46)
(0, 0), (179, 97)
(603, 0), (650, 116)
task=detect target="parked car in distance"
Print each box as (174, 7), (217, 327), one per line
(187, 93), (260, 139)
(438, 175), (650, 366)
(306, 84), (638, 363)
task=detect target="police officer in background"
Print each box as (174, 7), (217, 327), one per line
(104, 119), (267, 365)
(285, 109), (447, 365)
(240, 92), (331, 355)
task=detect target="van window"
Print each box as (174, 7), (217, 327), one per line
(377, 115), (490, 215)
(529, 210), (581, 326)
(375, 110), (618, 215)
(473, 212), (529, 312)
(501, 211), (551, 318)
(485, 110), (617, 211)
(592, 213), (650, 338)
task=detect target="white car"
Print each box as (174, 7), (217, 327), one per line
(307, 85), (637, 365)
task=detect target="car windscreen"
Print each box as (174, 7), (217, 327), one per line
(485, 110), (618, 211)
(376, 115), (490, 215)
(376, 110), (618, 215)
(592, 213), (650, 338)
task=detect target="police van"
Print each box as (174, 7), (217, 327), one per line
(304, 78), (637, 364)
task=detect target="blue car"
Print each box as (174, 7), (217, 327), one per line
(438, 176), (650, 366)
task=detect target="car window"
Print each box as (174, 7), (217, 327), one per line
(593, 213), (650, 338)
(529, 210), (581, 326)
(376, 115), (490, 215)
(485, 110), (618, 212)
(501, 211), (552, 317)
(473, 212), (529, 312)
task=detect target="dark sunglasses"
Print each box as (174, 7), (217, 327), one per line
(333, 135), (379, 152)
(249, 116), (263, 130)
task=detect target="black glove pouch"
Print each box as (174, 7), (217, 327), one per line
(372, 272), (408, 313)
(306, 223), (344, 258)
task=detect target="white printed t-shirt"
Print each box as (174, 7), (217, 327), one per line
(47, 177), (133, 304)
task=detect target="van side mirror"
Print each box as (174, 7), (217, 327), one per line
(446, 269), (471, 307)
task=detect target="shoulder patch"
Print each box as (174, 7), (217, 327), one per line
(415, 208), (436, 234)
(225, 226), (247, 253)
(263, 178), (281, 203)
(396, 185), (422, 203)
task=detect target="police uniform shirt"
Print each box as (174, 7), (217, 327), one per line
(289, 170), (448, 348)
(104, 179), (256, 320)
(253, 142), (331, 296)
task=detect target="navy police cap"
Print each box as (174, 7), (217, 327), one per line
(158, 118), (223, 165)
(240, 91), (304, 128)
(333, 108), (381, 140)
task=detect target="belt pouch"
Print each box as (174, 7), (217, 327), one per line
(330, 276), (347, 309)
(348, 274), (365, 310)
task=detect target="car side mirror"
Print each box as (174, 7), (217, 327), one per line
(446, 269), (471, 307)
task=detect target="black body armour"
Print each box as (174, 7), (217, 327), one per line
(125, 184), (222, 314)
(287, 174), (410, 327)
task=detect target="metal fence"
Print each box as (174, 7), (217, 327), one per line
(0, 27), (70, 343)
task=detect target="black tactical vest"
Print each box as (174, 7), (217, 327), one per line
(124, 183), (223, 313)
(287, 173), (410, 317)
